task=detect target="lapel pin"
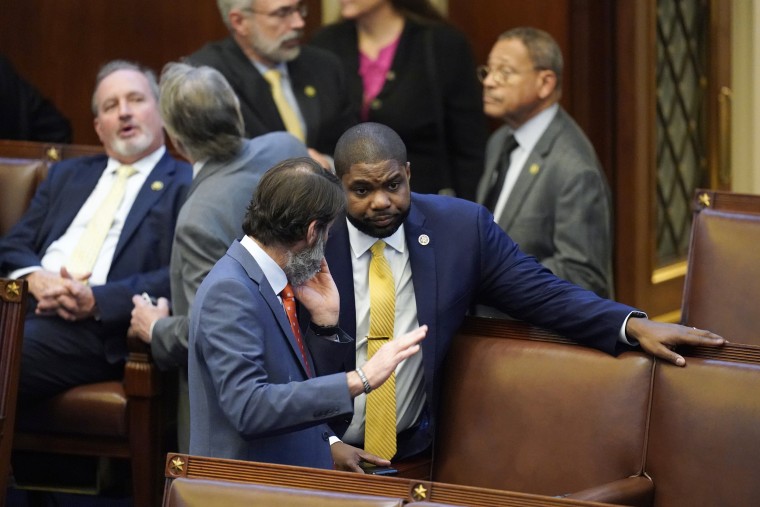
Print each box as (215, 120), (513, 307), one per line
(151, 181), (164, 191)
(386, 70), (396, 81)
(529, 163), (540, 175)
(418, 234), (430, 246)
(304, 85), (316, 97)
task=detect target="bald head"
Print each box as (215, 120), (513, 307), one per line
(334, 122), (407, 178)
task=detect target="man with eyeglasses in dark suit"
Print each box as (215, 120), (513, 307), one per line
(188, 0), (356, 169)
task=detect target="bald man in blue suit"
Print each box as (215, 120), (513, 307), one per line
(313, 122), (725, 471)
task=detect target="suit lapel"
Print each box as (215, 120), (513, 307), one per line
(228, 240), (313, 378)
(288, 59), (319, 147)
(114, 152), (174, 259)
(222, 38), (285, 133)
(403, 200), (438, 394)
(497, 150), (543, 231)
(497, 113), (565, 231)
(47, 157), (106, 243)
(325, 217), (357, 339)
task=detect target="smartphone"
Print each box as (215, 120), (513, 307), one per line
(141, 292), (157, 306)
(359, 463), (398, 476)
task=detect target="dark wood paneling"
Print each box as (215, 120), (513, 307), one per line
(0, 0), (322, 145)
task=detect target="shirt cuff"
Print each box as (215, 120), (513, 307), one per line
(619, 311), (648, 346)
(328, 436), (341, 446)
(9, 266), (42, 279)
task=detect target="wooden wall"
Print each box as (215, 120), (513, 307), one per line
(0, 0), (324, 145)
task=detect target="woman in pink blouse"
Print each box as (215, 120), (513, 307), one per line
(311, 0), (487, 200)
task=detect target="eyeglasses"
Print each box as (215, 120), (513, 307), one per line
(243, 1), (308, 20)
(477, 65), (544, 85)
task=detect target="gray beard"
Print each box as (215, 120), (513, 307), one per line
(283, 233), (326, 287)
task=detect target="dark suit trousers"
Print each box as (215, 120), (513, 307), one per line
(18, 300), (124, 404)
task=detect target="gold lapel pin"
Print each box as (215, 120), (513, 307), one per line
(529, 163), (540, 175)
(304, 85), (316, 97)
(151, 181), (164, 191)
(418, 234), (430, 246)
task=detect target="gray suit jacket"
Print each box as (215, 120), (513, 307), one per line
(476, 107), (613, 298)
(151, 132), (308, 451)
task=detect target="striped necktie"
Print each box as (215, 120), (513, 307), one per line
(365, 240), (397, 460)
(67, 165), (137, 277)
(262, 68), (305, 142)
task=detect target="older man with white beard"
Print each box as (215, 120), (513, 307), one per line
(188, 0), (356, 168)
(0, 60), (191, 403)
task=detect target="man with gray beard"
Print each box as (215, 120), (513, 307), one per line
(188, 157), (427, 468)
(188, 0), (355, 168)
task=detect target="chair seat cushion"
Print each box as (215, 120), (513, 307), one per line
(16, 381), (127, 437)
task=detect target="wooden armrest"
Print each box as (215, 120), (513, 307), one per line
(124, 334), (161, 398)
(564, 476), (653, 507)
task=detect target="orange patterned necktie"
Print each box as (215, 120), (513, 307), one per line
(280, 283), (312, 378)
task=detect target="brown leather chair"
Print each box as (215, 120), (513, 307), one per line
(433, 319), (655, 507)
(0, 140), (166, 507)
(646, 344), (760, 506)
(163, 453), (615, 507)
(165, 478), (406, 507)
(0, 279), (28, 507)
(681, 189), (760, 345)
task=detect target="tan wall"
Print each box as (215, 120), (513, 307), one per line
(731, 0), (760, 194)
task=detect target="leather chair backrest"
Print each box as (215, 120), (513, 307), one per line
(645, 347), (760, 507)
(0, 158), (48, 236)
(164, 478), (405, 507)
(682, 189), (760, 345)
(434, 327), (654, 497)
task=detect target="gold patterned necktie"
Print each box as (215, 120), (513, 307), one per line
(365, 240), (397, 460)
(262, 68), (305, 142)
(67, 164), (137, 277)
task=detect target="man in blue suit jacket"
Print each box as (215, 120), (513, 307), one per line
(189, 157), (425, 468)
(314, 122), (725, 471)
(0, 60), (191, 402)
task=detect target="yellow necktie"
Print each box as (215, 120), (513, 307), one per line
(67, 165), (137, 277)
(262, 69), (305, 142)
(365, 240), (397, 460)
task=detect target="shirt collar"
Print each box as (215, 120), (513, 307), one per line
(514, 103), (559, 153)
(192, 158), (208, 179)
(105, 145), (166, 176)
(252, 59), (290, 80)
(240, 235), (288, 295)
(346, 218), (406, 259)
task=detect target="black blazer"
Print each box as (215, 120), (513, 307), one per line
(311, 19), (487, 200)
(188, 37), (356, 156)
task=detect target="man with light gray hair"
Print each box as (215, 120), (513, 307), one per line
(188, 0), (355, 168)
(129, 61), (307, 451)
